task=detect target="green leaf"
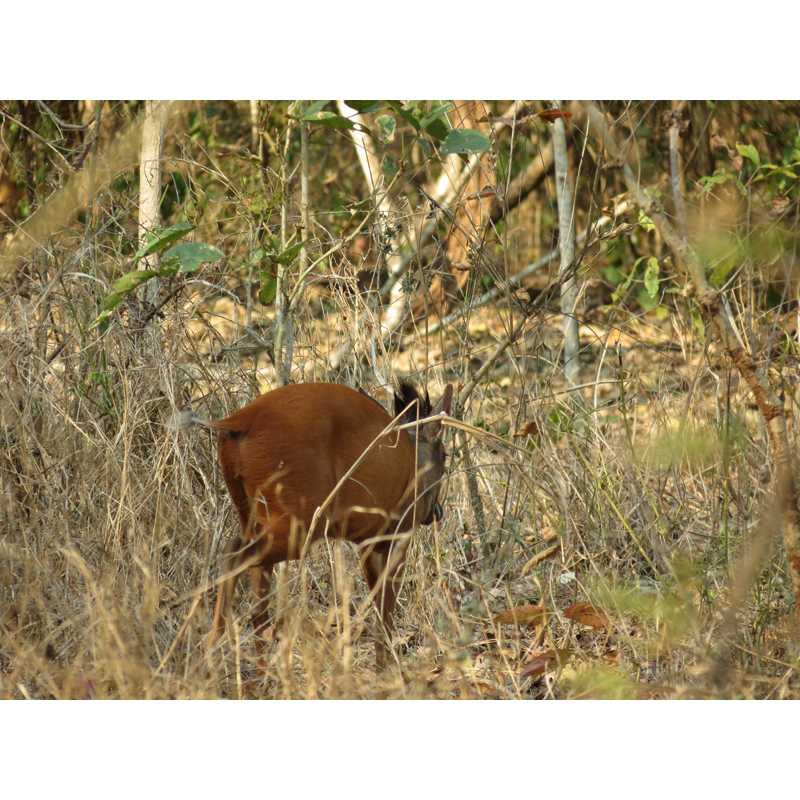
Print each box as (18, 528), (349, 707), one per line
(297, 100), (328, 117)
(87, 308), (113, 331)
(637, 210), (655, 231)
(692, 311), (706, 345)
(382, 154), (399, 176)
(103, 291), (126, 312)
(757, 164), (798, 180)
(112, 269), (158, 293)
(711, 258), (736, 287)
(439, 129), (491, 156)
(164, 242), (225, 273)
(604, 265), (624, 285)
(425, 117), (451, 142)
(637, 287), (658, 311)
(249, 193), (274, 218)
(387, 101), (421, 132)
(345, 101), (380, 114)
(87, 291), (127, 331)
(272, 241), (304, 266)
(697, 171), (729, 196)
(302, 111), (356, 131)
(258, 272), (277, 304)
(419, 138), (431, 158)
(91, 234), (219, 332)
(157, 257), (181, 277)
(420, 103), (451, 141)
(612, 266), (636, 301)
(261, 233), (302, 266)
(386, 100), (453, 140)
(376, 114), (396, 144)
(736, 144), (760, 167)
(264, 233), (281, 253)
(132, 223), (194, 263)
(644, 256), (659, 299)
(425, 102), (451, 125)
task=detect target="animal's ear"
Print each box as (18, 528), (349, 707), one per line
(394, 381), (421, 425)
(425, 384), (454, 439)
(432, 384), (454, 417)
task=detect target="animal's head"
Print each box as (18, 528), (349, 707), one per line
(395, 382), (454, 526)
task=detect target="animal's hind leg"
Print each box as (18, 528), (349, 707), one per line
(250, 562), (274, 671)
(250, 562), (275, 634)
(209, 537), (244, 651)
(360, 536), (410, 669)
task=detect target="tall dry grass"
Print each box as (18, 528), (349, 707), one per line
(2, 101), (799, 699)
(3, 233), (797, 700)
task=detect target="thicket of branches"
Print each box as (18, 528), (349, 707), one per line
(1, 100), (799, 699)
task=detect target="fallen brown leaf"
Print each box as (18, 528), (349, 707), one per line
(492, 604), (552, 629)
(520, 648), (573, 679)
(563, 602), (610, 628)
(513, 420), (539, 438)
(520, 542), (560, 576)
(539, 526), (559, 541)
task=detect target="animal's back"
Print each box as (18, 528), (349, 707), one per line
(213, 383), (418, 554)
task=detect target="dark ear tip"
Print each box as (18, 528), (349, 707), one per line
(441, 384), (454, 413)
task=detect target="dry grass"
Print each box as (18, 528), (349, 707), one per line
(2, 231), (799, 701)
(2, 99), (800, 700)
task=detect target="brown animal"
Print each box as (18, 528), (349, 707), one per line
(181, 381), (453, 667)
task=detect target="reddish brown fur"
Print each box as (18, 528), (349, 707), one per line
(184, 381), (453, 667)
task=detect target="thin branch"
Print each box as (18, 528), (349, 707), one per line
(36, 101), (90, 131)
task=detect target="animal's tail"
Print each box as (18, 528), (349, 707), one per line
(173, 410), (210, 430)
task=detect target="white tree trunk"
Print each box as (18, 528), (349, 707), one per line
(551, 101), (580, 389)
(337, 101), (407, 345)
(138, 100), (174, 305)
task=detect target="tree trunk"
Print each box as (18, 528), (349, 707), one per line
(551, 101), (580, 390)
(138, 100), (174, 306)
